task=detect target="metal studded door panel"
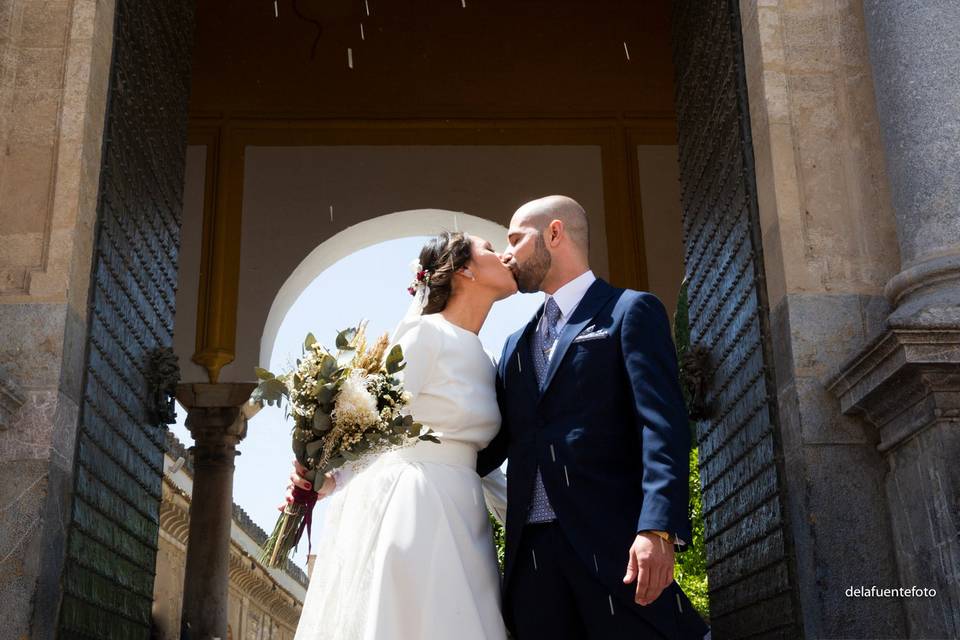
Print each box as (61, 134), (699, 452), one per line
(671, 1), (802, 637)
(57, 1), (194, 637)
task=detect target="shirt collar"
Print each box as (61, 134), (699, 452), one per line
(546, 270), (596, 320)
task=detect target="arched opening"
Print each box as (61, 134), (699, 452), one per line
(260, 209), (528, 368)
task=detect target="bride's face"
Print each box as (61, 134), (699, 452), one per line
(464, 236), (518, 301)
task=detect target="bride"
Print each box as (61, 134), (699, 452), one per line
(288, 230), (517, 640)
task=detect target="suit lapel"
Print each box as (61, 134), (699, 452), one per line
(538, 279), (616, 398)
(505, 305), (542, 400)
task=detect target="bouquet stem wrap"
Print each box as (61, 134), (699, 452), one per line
(262, 486), (319, 567)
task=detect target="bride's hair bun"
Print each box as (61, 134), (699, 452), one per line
(417, 231), (472, 314)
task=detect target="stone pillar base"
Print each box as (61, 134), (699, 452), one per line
(830, 329), (960, 636)
(885, 252), (960, 329)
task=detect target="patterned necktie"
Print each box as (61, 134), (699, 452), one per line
(527, 297), (562, 523)
(532, 297), (561, 386)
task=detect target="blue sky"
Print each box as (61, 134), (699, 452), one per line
(171, 236), (542, 569)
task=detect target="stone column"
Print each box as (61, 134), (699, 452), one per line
(830, 3), (960, 637)
(177, 383), (258, 640)
(863, 1), (960, 326)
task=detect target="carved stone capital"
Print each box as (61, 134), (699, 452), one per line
(175, 382), (258, 464)
(829, 329), (960, 452)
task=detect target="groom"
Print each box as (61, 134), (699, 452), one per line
(478, 196), (708, 639)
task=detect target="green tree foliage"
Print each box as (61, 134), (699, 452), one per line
(489, 512), (506, 572)
(676, 445), (710, 618)
(673, 278), (710, 620)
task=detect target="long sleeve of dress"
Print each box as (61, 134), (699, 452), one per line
(395, 319), (442, 404)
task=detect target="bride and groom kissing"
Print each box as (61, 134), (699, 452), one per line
(286, 195), (710, 639)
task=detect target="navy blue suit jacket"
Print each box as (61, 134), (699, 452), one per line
(478, 278), (705, 638)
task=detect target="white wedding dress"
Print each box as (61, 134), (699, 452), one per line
(294, 313), (507, 640)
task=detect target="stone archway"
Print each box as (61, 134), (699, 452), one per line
(259, 209), (509, 368)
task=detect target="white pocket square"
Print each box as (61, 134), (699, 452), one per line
(573, 329), (609, 343)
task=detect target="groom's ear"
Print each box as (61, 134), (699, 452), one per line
(547, 219), (564, 247)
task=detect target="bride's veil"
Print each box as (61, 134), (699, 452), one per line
(390, 260), (430, 344)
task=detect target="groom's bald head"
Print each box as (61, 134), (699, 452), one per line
(512, 195), (590, 257)
(503, 195), (592, 294)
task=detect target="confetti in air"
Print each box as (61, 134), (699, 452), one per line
(365, 0), (370, 16)
(623, 41), (630, 61)
(273, 0), (278, 18)
(347, 48), (354, 69)
(461, 0), (467, 7)
(329, 205), (334, 222)
(361, 23), (365, 40)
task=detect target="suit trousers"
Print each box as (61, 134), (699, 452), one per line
(507, 522), (665, 640)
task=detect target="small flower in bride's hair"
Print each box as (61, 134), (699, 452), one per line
(407, 260), (432, 296)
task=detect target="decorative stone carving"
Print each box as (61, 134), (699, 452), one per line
(829, 330), (960, 452)
(147, 347), (182, 428)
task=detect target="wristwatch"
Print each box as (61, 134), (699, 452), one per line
(642, 530), (675, 544)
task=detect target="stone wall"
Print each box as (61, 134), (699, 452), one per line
(0, 1), (116, 637)
(739, 1), (906, 636)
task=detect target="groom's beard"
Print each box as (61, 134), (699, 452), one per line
(514, 234), (551, 294)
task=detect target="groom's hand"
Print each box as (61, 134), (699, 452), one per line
(622, 532), (675, 606)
